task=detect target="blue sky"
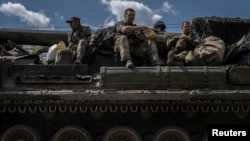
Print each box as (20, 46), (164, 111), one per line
(0, 0), (250, 33)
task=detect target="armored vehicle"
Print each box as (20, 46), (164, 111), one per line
(0, 16), (250, 141)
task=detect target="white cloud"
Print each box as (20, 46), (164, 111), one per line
(104, 16), (116, 27)
(101, 0), (163, 27)
(0, 2), (51, 28)
(162, 1), (172, 12)
(162, 1), (178, 15)
(54, 11), (64, 21)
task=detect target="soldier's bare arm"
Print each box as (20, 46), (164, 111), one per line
(120, 26), (146, 34)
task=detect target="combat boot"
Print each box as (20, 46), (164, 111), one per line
(126, 60), (134, 68)
(74, 59), (82, 64)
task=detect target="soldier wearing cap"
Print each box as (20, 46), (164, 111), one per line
(55, 16), (91, 64)
(114, 8), (163, 68)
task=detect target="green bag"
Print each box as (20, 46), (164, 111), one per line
(194, 36), (225, 66)
(185, 51), (203, 66)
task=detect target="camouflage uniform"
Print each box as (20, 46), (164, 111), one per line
(154, 31), (170, 60)
(114, 21), (161, 66)
(55, 25), (90, 64)
(167, 32), (200, 65)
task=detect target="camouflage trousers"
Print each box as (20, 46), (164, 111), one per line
(114, 35), (132, 62)
(55, 39), (88, 64)
(114, 35), (160, 64)
(147, 39), (161, 63)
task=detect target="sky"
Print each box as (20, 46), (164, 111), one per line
(0, 0), (250, 33)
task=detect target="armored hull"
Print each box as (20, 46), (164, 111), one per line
(1, 16), (250, 141)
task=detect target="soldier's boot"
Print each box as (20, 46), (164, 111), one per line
(74, 59), (82, 64)
(74, 52), (82, 64)
(126, 60), (134, 68)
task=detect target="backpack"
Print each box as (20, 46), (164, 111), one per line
(91, 26), (116, 51)
(194, 36), (225, 66)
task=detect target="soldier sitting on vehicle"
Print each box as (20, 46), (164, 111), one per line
(167, 21), (201, 66)
(114, 8), (163, 68)
(55, 16), (91, 64)
(152, 21), (170, 61)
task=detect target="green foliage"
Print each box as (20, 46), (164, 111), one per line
(30, 45), (40, 54)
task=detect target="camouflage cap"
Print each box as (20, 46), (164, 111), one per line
(66, 16), (80, 23)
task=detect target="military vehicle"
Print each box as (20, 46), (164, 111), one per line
(0, 16), (250, 141)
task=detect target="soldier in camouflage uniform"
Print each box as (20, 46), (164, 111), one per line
(114, 8), (162, 68)
(167, 21), (200, 65)
(55, 17), (91, 64)
(152, 21), (170, 61)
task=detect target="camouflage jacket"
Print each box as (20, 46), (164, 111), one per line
(68, 25), (91, 48)
(167, 32), (201, 51)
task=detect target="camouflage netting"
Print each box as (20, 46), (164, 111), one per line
(192, 16), (250, 45)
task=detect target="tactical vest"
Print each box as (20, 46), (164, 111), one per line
(68, 26), (91, 46)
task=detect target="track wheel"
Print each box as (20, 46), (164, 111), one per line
(103, 126), (141, 141)
(52, 125), (92, 141)
(153, 126), (191, 141)
(0, 124), (41, 141)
